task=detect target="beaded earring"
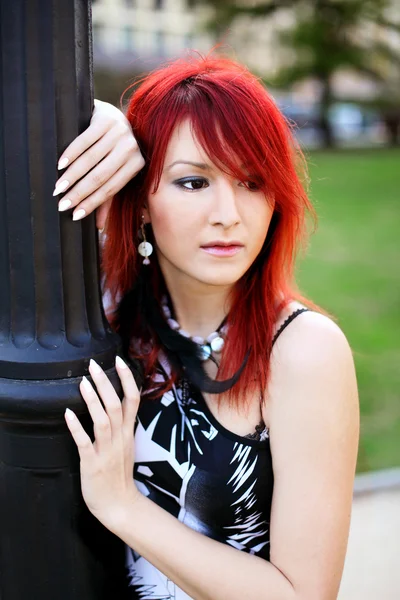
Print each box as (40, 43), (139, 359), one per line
(138, 215), (153, 265)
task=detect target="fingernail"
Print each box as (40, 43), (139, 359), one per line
(58, 157), (69, 170)
(72, 209), (86, 221)
(65, 408), (75, 421)
(116, 356), (128, 369)
(58, 198), (72, 212)
(81, 376), (92, 391)
(53, 180), (70, 196)
(89, 359), (102, 374)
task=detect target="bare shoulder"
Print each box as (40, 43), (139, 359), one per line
(272, 301), (352, 367)
(262, 302), (356, 429)
(267, 303), (357, 422)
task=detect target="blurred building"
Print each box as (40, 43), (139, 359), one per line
(92, 0), (214, 72)
(92, 0), (299, 76)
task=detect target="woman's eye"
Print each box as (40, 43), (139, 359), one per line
(174, 177), (209, 191)
(239, 180), (261, 191)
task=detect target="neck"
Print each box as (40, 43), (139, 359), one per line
(161, 273), (232, 340)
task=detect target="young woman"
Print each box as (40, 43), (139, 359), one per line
(59, 54), (360, 600)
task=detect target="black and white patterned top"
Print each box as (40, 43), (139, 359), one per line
(125, 308), (309, 599)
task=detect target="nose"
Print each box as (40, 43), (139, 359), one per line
(208, 177), (241, 229)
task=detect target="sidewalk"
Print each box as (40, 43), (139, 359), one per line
(338, 470), (400, 600)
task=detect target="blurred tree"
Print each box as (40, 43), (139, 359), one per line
(203, 0), (400, 147)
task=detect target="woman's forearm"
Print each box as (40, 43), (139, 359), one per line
(111, 492), (296, 600)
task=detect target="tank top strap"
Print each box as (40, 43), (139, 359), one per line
(271, 307), (310, 347)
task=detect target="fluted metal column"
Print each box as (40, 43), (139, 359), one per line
(0, 1), (138, 597)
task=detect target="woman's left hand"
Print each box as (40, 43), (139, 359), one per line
(64, 356), (141, 532)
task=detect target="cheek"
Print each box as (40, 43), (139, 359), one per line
(147, 196), (199, 257)
(149, 207), (174, 240)
(247, 200), (275, 252)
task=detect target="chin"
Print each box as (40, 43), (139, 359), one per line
(190, 266), (248, 288)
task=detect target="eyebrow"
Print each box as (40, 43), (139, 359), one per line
(165, 160), (211, 171)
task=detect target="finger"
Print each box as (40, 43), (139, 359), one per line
(115, 356), (140, 440)
(57, 118), (111, 171)
(64, 408), (96, 461)
(54, 126), (130, 197)
(88, 360), (123, 435)
(60, 148), (142, 219)
(70, 158), (143, 221)
(79, 375), (113, 448)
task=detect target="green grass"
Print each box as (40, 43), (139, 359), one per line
(295, 148), (400, 474)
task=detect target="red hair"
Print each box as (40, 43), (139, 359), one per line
(102, 51), (329, 408)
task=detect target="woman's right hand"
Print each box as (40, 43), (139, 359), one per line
(54, 99), (145, 230)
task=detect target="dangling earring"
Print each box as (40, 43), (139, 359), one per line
(138, 215), (153, 265)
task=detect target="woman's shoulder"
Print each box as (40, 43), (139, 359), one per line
(272, 299), (309, 341)
(264, 300), (357, 434)
(272, 300), (353, 372)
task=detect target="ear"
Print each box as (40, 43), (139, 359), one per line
(142, 205), (151, 224)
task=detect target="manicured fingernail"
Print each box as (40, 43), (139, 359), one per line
(53, 180), (69, 196)
(58, 157), (69, 170)
(81, 376), (92, 391)
(116, 356), (128, 369)
(89, 359), (102, 373)
(58, 198), (72, 212)
(72, 209), (86, 221)
(65, 408), (75, 421)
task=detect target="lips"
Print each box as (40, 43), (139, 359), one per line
(200, 241), (244, 257)
(201, 241), (244, 248)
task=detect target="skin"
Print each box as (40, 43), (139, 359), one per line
(144, 118), (274, 339)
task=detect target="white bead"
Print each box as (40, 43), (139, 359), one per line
(167, 318), (180, 330)
(206, 331), (219, 343)
(192, 336), (205, 345)
(162, 304), (171, 318)
(199, 345), (211, 361)
(138, 241), (153, 257)
(179, 329), (191, 338)
(210, 336), (225, 353)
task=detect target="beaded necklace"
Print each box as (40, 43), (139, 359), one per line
(161, 296), (228, 362)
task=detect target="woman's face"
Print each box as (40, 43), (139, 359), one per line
(145, 119), (274, 290)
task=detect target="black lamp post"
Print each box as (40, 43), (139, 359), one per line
(0, 1), (138, 597)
